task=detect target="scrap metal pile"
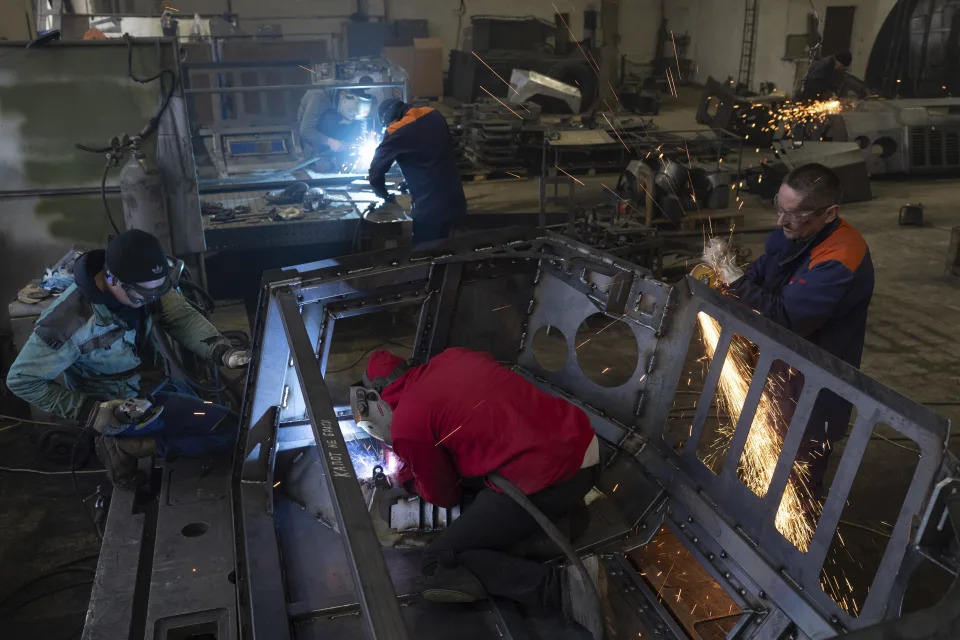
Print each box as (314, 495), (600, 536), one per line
(83, 229), (960, 639)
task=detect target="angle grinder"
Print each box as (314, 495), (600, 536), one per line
(90, 397), (164, 433)
(689, 263), (721, 289)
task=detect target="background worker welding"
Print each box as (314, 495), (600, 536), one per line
(702, 163), (874, 497)
(6, 230), (251, 488)
(297, 84), (373, 170)
(367, 98), (467, 244)
(798, 51), (852, 100)
(351, 348), (615, 639)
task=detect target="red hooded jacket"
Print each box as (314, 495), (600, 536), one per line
(368, 348), (595, 508)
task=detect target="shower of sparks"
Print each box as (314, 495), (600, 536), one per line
(491, 304), (512, 311)
(479, 85), (523, 119)
(602, 113), (631, 153)
(666, 68), (678, 98)
(695, 311), (815, 553)
(552, 5), (601, 75)
(348, 439), (399, 479)
(670, 31), (682, 79)
(470, 51), (531, 113)
(555, 166), (585, 186)
(601, 183), (646, 218)
(435, 425), (463, 447)
(344, 130), (381, 174)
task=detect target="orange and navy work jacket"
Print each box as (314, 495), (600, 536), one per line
(730, 218), (874, 368)
(368, 106), (466, 224)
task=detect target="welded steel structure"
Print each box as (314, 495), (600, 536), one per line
(85, 228), (959, 639)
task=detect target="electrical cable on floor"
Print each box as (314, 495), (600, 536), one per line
(0, 413), (71, 427)
(325, 342), (390, 374)
(0, 581), (94, 620)
(838, 519), (892, 539)
(0, 466), (106, 476)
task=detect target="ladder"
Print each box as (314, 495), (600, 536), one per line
(737, 0), (759, 92)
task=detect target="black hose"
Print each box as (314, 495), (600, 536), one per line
(71, 426), (104, 542)
(0, 581), (94, 620)
(0, 567), (95, 612)
(486, 472), (603, 634)
(100, 161), (121, 234)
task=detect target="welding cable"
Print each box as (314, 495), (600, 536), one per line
(0, 580), (94, 620)
(71, 426), (105, 542)
(326, 342), (390, 374)
(99, 160), (122, 235)
(487, 472), (603, 632)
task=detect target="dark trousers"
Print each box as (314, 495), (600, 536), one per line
(423, 466), (597, 607)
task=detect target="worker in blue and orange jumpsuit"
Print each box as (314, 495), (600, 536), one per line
(367, 99), (467, 245)
(349, 348), (614, 639)
(704, 163), (875, 500)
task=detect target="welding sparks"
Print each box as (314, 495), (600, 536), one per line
(299, 65), (315, 74)
(602, 367), (612, 374)
(505, 172), (524, 180)
(435, 425), (463, 446)
(555, 166), (585, 186)
(480, 85), (523, 119)
(491, 304), (512, 312)
(695, 310), (815, 553)
(273, 481), (281, 488)
(612, 483), (619, 492)
(670, 31), (682, 79)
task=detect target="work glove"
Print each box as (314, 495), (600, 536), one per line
(222, 348), (252, 369)
(701, 237), (745, 286)
(87, 399), (126, 434)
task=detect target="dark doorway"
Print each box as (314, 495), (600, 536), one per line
(822, 6), (857, 56)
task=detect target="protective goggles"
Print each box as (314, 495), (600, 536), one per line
(349, 385), (394, 444)
(772, 194), (835, 221)
(107, 259), (182, 306)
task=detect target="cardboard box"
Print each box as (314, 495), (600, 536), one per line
(383, 37), (443, 99)
(0, 0), (34, 41)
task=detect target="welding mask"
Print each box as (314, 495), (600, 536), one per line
(349, 386), (393, 445)
(337, 92), (373, 121)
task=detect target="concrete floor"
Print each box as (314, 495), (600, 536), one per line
(2, 85), (959, 637)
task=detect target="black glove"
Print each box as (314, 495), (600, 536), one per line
(378, 486), (413, 523)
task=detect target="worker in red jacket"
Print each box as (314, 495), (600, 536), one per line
(350, 348), (611, 638)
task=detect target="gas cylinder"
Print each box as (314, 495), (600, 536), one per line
(119, 140), (173, 253)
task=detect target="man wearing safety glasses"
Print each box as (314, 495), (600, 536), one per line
(6, 230), (251, 487)
(702, 163), (875, 499)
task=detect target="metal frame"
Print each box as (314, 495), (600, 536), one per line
(230, 228), (957, 638)
(86, 228), (957, 638)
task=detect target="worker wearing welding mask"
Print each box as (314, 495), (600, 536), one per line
(702, 163), (874, 498)
(350, 348), (615, 639)
(6, 230), (251, 488)
(297, 87), (373, 169)
(798, 52), (852, 100)
(367, 99), (467, 244)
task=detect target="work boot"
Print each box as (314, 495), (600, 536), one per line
(420, 564), (488, 603)
(561, 555), (617, 640)
(95, 435), (157, 489)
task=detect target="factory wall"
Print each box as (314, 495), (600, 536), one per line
(665, 0), (897, 93)
(115, 0), (663, 73)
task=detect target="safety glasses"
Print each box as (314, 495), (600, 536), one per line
(773, 194), (832, 221)
(121, 277), (172, 305)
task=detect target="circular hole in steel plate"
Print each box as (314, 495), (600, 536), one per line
(574, 313), (639, 387)
(181, 522), (210, 537)
(531, 325), (568, 372)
